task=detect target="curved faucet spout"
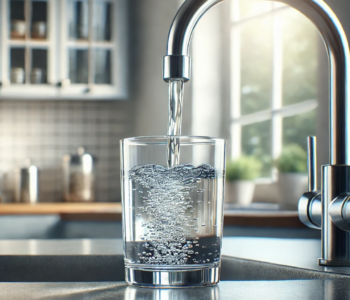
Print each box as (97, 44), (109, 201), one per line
(163, 0), (350, 165)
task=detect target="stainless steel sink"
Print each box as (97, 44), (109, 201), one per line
(3, 280), (350, 300)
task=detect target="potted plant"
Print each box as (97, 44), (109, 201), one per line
(225, 156), (262, 206)
(275, 144), (308, 209)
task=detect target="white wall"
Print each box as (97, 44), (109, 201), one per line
(191, 3), (225, 138)
(129, 0), (192, 137)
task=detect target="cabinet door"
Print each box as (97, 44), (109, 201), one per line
(0, 0), (127, 100)
(0, 0), (58, 99)
(60, 0), (126, 100)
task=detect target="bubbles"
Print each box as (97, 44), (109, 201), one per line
(128, 163), (216, 265)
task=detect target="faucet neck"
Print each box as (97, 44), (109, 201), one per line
(164, 0), (350, 165)
(166, 0), (224, 56)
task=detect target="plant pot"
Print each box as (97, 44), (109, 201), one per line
(225, 180), (255, 206)
(277, 173), (308, 210)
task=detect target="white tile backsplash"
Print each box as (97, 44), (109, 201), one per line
(0, 101), (130, 202)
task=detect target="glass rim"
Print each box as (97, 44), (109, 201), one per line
(121, 136), (226, 146)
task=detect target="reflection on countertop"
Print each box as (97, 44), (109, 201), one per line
(1, 280), (350, 300)
(1, 238), (350, 282)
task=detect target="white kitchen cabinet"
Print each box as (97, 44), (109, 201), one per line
(0, 0), (127, 100)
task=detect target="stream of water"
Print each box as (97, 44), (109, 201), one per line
(167, 79), (184, 168)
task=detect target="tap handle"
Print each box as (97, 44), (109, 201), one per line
(307, 136), (317, 192)
(299, 136), (320, 229)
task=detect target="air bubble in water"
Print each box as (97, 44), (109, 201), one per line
(128, 163), (217, 265)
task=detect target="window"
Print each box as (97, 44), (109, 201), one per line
(229, 0), (320, 178)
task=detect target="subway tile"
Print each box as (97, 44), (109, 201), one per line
(0, 101), (127, 202)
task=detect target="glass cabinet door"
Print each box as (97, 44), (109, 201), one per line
(92, 0), (111, 42)
(62, 0), (115, 97)
(0, 0), (126, 99)
(8, 0), (49, 85)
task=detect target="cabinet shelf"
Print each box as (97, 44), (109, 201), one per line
(9, 39), (49, 46)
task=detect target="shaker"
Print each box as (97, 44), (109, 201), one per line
(14, 159), (40, 203)
(62, 147), (95, 202)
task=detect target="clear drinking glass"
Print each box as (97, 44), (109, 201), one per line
(120, 136), (226, 287)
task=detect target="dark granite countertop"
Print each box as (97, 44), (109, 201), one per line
(1, 238), (350, 299)
(1, 280), (350, 300)
(1, 238), (349, 276)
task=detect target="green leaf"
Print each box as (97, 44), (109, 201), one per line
(226, 156), (262, 181)
(275, 144), (307, 173)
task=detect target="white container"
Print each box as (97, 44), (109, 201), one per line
(11, 68), (25, 84)
(30, 68), (43, 84)
(32, 21), (46, 39)
(277, 173), (308, 210)
(225, 180), (255, 206)
(11, 20), (26, 38)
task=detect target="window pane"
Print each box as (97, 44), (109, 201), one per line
(68, 0), (89, 40)
(282, 8), (318, 106)
(94, 49), (111, 84)
(93, 0), (112, 41)
(239, 0), (272, 19)
(282, 110), (316, 151)
(69, 49), (88, 83)
(10, 1), (25, 40)
(31, 1), (48, 39)
(242, 120), (271, 177)
(240, 17), (273, 115)
(10, 47), (25, 84)
(31, 49), (47, 84)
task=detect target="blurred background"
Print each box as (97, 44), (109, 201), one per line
(0, 0), (348, 239)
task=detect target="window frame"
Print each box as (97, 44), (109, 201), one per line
(229, 0), (318, 181)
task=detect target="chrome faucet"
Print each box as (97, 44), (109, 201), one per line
(163, 0), (350, 266)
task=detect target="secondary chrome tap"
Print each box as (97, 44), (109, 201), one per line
(163, 0), (350, 266)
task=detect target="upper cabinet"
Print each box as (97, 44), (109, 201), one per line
(0, 0), (127, 100)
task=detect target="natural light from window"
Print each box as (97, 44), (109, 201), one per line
(230, 0), (320, 179)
